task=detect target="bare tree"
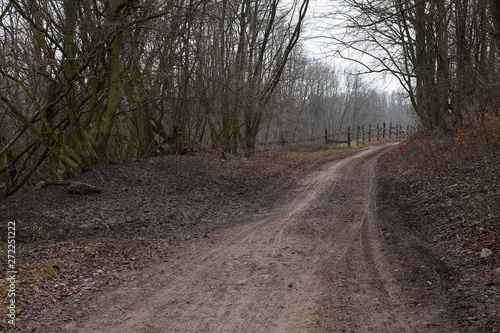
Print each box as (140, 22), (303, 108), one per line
(0, 0), (175, 196)
(322, 0), (499, 132)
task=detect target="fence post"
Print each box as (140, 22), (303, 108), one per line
(389, 122), (392, 139)
(325, 129), (328, 144)
(347, 127), (351, 147)
(281, 134), (285, 147)
(377, 123), (380, 140)
(383, 122), (386, 139)
(361, 124), (365, 144)
(357, 126), (360, 146)
(368, 124), (371, 142)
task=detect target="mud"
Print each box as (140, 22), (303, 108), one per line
(11, 143), (462, 332)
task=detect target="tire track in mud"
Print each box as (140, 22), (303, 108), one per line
(311, 144), (413, 332)
(58, 143), (444, 333)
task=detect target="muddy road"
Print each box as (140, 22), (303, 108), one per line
(48, 143), (457, 332)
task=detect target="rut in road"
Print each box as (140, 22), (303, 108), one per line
(60, 143), (442, 333)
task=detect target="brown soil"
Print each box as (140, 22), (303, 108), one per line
(386, 132), (500, 332)
(0, 142), (496, 332)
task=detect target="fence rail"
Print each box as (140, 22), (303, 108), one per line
(326, 122), (414, 147)
(257, 122), (415, 153)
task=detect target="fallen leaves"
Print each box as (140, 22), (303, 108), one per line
(0, 238), (166, 331)
(480, 248), (493, 258)
(388, 130), (500, 331)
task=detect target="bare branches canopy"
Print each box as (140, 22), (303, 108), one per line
(327, 0), (500, 131)
(0, 0), (312, 195)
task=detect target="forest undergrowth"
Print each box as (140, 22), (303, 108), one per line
(388, 122), (500, 330)
(392, 124), (500, 248)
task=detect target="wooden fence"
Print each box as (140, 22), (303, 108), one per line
(257, 122), (415, 153)
(325, 122), (414, 147)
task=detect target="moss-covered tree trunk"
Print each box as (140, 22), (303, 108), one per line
(63, 0), (99, 167)
(96, 0), (124, 162)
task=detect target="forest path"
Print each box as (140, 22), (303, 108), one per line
(56, 143), (450, 332)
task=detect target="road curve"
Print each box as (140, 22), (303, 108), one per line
(57, 143), (445, 332)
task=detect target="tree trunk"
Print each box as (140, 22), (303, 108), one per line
(129, 33), (155, 159)
(491, 0), (500, 53)
(96, 0), (124, 162)
(453, 0), (468, 130)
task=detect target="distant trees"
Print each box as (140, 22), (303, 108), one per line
(263, 54), (414, 142)
(328, 0), (500, 132)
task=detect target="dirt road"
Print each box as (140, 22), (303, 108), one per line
(52, 143), (455, 332)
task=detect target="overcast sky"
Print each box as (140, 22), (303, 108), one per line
(302, 0), (403, 92)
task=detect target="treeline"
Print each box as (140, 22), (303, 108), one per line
(263, 60), (414, 142)
(0, 0), (307, 195)
(0, 0), (413, 197)
(330, 0), (500, 132)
